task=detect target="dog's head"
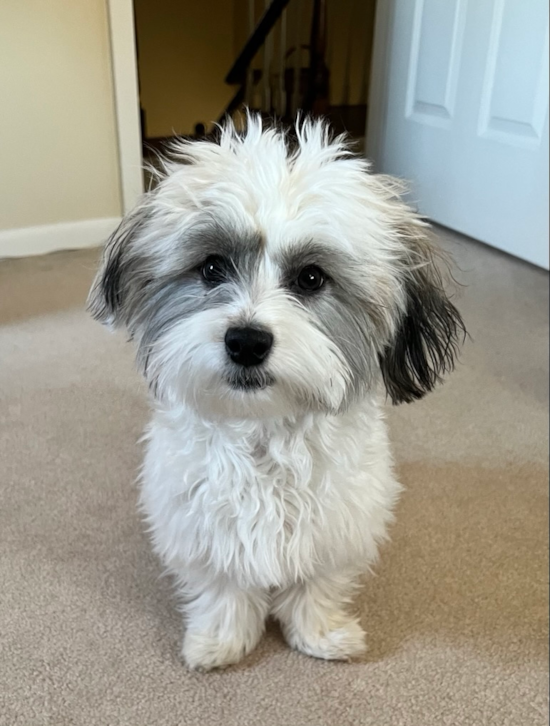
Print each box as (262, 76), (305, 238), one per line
(88, 115), (465, 418)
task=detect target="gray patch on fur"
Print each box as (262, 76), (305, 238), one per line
(87, 202), (153, 325)
(129, 226), (265, 376)
(135, 278), (234, 376)
(277, 240), (389, 407)
(169, 222), (264, 283)
(311, 292), (379, 407)
(88, 211), (269, 390)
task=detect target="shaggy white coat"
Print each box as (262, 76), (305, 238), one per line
(89, 114), (463, 670)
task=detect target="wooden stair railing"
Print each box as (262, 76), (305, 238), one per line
(219, 0), (329, 126)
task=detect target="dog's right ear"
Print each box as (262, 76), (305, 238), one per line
(87, 204), (149, 327)
(378, 225), (466, 405)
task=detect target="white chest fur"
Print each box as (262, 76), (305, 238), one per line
(140, 398), (401, 590)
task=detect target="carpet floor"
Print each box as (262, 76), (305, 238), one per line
(1, 227), (548, 726)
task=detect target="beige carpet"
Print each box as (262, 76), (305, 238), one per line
(1, 227), (548, 726)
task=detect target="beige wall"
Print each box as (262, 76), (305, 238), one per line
(0, 0), (121, 231)
(134, 0), (236, 138)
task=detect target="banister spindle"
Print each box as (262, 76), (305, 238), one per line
(278, 9), (287, 117)
(245, 0), (256, 109)
(292, 0), (303, 116)
(262, 0), (273, 112)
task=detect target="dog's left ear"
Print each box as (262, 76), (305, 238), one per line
(379, 225), (466, 405)
(87, 203), (149, 328)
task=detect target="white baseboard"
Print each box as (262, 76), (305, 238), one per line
(0, 217), (121, 259)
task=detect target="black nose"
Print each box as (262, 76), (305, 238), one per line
(225, 327), (274, 367)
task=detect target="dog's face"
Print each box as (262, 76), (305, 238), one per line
(88, 117), (465, 419)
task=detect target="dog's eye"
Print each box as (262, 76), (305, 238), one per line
(201, 256), (227, 286)
(296, 265), (325, 293)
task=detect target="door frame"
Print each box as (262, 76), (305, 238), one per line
(107, 0), (144, 213)
(365, 0), (394, 169)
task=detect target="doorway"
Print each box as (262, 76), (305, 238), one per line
(109, 0), (382, 208)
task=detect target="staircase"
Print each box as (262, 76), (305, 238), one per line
(217, 0), (370, 137)
(141, 0), (374, 169)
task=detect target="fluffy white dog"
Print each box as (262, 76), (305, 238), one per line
(88, 114), (465, 671)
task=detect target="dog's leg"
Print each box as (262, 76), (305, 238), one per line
(272, 570), (367, 661)
(180, 575), (270, 671)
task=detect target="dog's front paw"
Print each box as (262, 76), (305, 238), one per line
(181, 630), (253, 672)
(286, 619), (367, 662)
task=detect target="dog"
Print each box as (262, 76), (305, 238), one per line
(88, 114), (465, 671)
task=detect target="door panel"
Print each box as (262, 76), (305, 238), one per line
(478, 0), (548, 148)
(406, 0), (467, 127)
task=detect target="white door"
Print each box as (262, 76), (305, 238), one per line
(367, 0), (549, 269)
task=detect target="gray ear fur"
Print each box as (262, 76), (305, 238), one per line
(379, 232), (466, 405)
(87, 206), (149, 327)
